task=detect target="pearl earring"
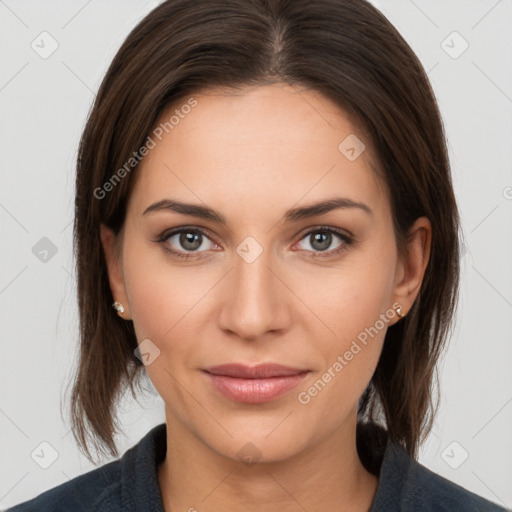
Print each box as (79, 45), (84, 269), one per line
(395, 305), (404, 318)
(112, 301), (125, 315)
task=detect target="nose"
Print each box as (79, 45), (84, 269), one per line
(217, 240), (292, 341)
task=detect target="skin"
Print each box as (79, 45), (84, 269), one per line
(101, 83), (431, 512)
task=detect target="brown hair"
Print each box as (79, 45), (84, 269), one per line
(70, 0), (460, 463)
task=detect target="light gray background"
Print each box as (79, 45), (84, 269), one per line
(1, 0), (511, 509)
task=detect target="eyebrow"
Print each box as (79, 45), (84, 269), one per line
(141, 197), (373, 224)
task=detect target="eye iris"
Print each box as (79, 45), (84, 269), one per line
(311, 232), (331, 251)
(180, 231), (202, 251)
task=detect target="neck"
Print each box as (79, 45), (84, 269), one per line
(157, 408), (378, 512)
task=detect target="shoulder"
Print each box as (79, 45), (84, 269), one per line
(374, 441), (509, 511)
(357, 422), (508, 511)
(5, 458), (122, 512)
(6, 423), (167, 512)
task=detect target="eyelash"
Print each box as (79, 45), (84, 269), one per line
(155, 225), (354, 261)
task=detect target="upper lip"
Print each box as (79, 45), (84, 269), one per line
(203, 363), (310, 379)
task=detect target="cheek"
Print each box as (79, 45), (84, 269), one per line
(121, 235), (205, 340)
(123, 258), (172, 341)
(303, 240), (396, 336)
(297, 241), (396, 400)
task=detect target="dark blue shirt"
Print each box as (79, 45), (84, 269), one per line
(7, 422), (509, 511)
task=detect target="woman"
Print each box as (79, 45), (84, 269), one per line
(8, 0), (508, 510)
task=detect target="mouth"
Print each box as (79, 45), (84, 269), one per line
(202, 363), (311, 404)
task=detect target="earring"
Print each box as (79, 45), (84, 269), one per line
(112, 301), (125, 315)
(395, 305), (404, 318)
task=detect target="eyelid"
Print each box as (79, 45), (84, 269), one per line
(295, 224), (354, 242)
(157, 225), (215, 240)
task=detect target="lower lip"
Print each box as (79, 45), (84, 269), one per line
(203, 371), (310, 404)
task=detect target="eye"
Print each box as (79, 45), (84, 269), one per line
(157, 227), (219, 260)
(295, 227), (353, 258)
(156, 225), (353, 261)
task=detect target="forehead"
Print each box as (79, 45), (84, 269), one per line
(129, 83), (389, 221)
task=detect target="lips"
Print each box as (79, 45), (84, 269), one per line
(203, 363), (309, 379)
(202, 363), (311, 403)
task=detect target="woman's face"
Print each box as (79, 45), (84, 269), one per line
(102, 83), (429, 463)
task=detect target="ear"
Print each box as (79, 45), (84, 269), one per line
(100, 223), (131, 320)
(391, 216), (431, 321)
